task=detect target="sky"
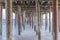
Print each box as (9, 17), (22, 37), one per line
(2, 9), (15, 19)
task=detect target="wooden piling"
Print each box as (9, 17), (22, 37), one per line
(5, 0), (12, 40)
(45, 11), (48, 30)
(18, 6), (22, 33)
(49, 7), (51, 32)
(0, 3), (2, 35)
(52, 0), (58, 40)
(32, 13), (33, 28)
(36, 0), (41, 40)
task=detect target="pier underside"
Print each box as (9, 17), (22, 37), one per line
(0, 0), (60, 40)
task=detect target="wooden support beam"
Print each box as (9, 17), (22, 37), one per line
(15, 13), (18, 27)
(32, 13), (33, 28)
(18, 12), (20, 35)
(29, 14), (31, 26)
(49, 7), (51, 32)
(23, 11), (26, 29)
(15, 14), (16, 26)
(5, 0), (12, 40)
(22, 11), (26, 30)
(29, 13), (31, 27)
(20, 10), (22, 32)
(18, 6), (22, 33)
(30, 13), (32, 26)
(52, 0), (58, 40)
(40, 13), (43, 29)
(33, 13), (36, 32)
(14, 11), (21, 35)
(0, 4), (2, 35)
(15, 11), (18, 26)
(36, 0), (41, 40)
(16, 13), (20, 35)
(45, 11), (48, 30)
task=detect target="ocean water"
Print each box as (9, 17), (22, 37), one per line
(1, 19), (57, 40)
(2, 19), (16, 40)
(2, 19), (51, 27)
(1, 19), (52, 40)
(2, 19), (51, 33)
(2, 19), (15, 24)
